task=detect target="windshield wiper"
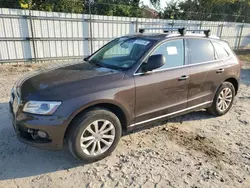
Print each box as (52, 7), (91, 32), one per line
(90, 60), (106, 68)
(95, 62), (105, 68)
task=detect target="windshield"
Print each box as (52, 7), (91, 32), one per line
(88, 37), (153, 70)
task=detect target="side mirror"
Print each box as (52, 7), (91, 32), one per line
(143, 54), (166, 72)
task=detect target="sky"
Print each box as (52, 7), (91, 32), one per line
(141, 0), (168, 9)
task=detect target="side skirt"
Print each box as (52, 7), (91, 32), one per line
(127, 101), (212, 132)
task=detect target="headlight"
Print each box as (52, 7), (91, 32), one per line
(23, 101), (61, 115)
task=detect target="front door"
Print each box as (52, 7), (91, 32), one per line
(134, 39), (189, 125)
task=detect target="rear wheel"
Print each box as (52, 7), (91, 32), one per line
(207, 82), (235, 116)
(67, 108), (122, 161)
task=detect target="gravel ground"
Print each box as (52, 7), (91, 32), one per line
(0, 61), (250, 188)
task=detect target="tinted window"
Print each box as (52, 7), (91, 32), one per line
(187, 39), (215, 64)
(212, 41), (229, 59)
(151, 39), (184, 69)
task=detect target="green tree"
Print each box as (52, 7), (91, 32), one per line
(159, 0), (180, 19)
(0, 0), (144, 17)
(158, 0), (250, 22)
(149, 0), (161, 10)
(84, 0), (143, 17)
(0, 0), (20, 9)
(30, 0), (84, 13)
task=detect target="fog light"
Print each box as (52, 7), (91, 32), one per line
(37, 130), (47, 138)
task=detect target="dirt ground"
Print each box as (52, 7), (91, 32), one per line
(0, 59), (250, 188)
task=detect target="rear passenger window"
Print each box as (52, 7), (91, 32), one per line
(151, 39), (184, 69)
(187, 39), (215, 64)
(212, 41), (229, 59)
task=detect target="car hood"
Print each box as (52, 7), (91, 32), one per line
(18, 62), (125, 100)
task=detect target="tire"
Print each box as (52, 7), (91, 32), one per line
(207, 81), (235, 116)
(67, 108), (122, 161)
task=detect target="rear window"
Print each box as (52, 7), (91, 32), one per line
(186, 39), (215, 64)
(212, 41), (229, 59)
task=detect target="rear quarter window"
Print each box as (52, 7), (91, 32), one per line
(186, 38), (215, 64)
(212, 41), (229, 59)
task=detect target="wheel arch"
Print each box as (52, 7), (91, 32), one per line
(224, 77), (239, 95)
(208, 77), (238, 116)
(64, 100), (129, 140)
(213, 77), (239, 100)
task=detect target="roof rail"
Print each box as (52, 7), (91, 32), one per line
(138, 27), (211, 37)
(139, 27), (185, 34)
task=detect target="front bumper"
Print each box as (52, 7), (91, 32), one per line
(9, 101), (68, 150)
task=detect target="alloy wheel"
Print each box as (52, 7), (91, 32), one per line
(217, 87), (233, 112)
(80, 120), (115, 156)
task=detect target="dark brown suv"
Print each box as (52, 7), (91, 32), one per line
(9, 28), (241, 161)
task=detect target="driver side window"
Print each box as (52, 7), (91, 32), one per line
(151, 39), (184, 70)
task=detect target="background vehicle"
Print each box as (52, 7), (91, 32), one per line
(9, 28), (241, 161)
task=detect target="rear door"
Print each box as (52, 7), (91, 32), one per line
(186, 38), (228, 107)
(134, 39), (189, 124)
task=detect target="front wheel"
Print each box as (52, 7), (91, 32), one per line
(67, 108), (122, 161)
(207, 82), (235, 116)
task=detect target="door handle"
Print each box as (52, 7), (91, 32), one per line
(216, 68), (225, 73)
(178, 75), (189, 81)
